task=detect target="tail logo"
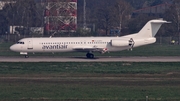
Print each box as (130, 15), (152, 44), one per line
(129, 38), (135, 49)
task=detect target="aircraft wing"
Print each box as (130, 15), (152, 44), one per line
(72, 46), (108, 53)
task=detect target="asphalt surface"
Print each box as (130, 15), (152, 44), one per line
(0, 56), (180, 62)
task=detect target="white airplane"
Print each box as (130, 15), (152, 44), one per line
(10, 19), (169, 58)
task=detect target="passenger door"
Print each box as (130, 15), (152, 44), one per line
(27, 39), (33, 49)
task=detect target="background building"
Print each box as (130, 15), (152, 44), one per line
(132, 2), (171, 17)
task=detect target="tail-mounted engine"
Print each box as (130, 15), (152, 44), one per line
(111, 38), (135, 49)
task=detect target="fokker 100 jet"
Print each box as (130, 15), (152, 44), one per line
(10, 19), (169, 58)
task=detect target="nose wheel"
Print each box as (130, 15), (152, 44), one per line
(25, 55), (29, 58)
(86, 53), (94, 59)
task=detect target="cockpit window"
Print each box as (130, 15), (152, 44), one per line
(16, 41), (24, 44)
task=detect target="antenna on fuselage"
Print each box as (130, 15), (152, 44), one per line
(50, 32), (56, 38)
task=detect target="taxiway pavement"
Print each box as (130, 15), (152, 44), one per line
(0, 56), (180, 62)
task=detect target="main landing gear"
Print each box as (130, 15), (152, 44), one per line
(86, 53), (94, 59)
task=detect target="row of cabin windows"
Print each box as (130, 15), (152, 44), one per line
(40, 42), (110, 45)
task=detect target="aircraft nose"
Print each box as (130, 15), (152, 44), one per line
(10, 45), (16, 51)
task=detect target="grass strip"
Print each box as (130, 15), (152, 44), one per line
(0, 84), (180, 101)
(0, 62), (180, 75)
(0, 62), (180, 101)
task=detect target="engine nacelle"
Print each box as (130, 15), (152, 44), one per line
(111, 37), (156, 48)
(111, 39), (132, 47)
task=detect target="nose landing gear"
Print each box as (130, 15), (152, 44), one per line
(25, 55), (29, 58)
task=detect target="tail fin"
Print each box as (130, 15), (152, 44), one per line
(137, 19), (169, 37)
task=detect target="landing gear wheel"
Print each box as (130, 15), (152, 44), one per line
(25, 55), (29, 58)
(86, 53), (94, 59)
(89, 54), (94, 58)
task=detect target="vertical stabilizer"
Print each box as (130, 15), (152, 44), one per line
(137, 19), (169, 37)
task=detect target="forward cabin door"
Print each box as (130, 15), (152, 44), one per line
(80, 40), (86, 51)
(27, 39), (33, 50)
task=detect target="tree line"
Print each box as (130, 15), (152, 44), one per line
(0, 0), (179, 38)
